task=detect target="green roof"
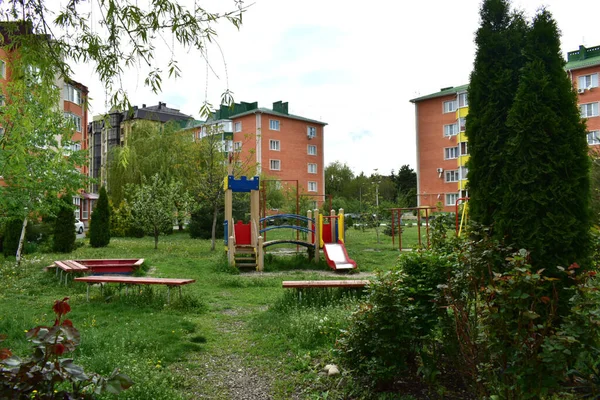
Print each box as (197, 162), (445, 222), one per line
(566, 44), (600, 71)
(229, 108), (327, 125)
(410, 84), (469, 103)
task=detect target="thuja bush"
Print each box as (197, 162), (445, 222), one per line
(53, 194), (76, 253)
(89, 187), (111, 247)
(2, 218), (23, 258)
(0, 298), (132, 398)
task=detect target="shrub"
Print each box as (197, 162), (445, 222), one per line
(0, 298), (132, 398)
(189, 205), (223, 240)
(2, 218), (23, 258)
(53, 194), (76, 253)
(90, 186), (111, 247)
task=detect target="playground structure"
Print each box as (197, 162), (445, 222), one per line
(389, 207), (435, 251)
(223, 175), (356, 271)
(455, 197), (469, 236)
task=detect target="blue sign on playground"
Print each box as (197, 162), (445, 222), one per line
(227, 175), (259, 192)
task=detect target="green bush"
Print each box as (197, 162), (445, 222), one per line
(53, 194), (76, 253)
(189, 205), (223, 240)
(90, 186), (111, 247)
(2, 218), (23, 258)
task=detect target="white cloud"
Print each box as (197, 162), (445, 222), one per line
(70, 0), (600, 176)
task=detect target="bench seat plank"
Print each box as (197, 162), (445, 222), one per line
(74, 276), (195, 286)
(282, 280), (369, 289)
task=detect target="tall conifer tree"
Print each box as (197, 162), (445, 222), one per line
(501, 9), (590, 273)
(89, 187), (111, 248)
(466, 0), (527, 226)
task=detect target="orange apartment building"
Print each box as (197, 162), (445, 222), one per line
(411, 44), (600, 212)
(0, 33), (91, 223)
(195, 101), (327, 206)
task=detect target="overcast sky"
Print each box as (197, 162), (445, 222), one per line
(71, 0), (600, 177)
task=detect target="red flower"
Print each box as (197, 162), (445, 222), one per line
(589, 271), (597, 277)
(540, 296), (551, 304)
(61, 319), (73, 327)
(52, 298), (71, 317)
(568, 263), (580, 270)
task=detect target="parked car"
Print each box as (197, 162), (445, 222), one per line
(74, 219), (84, 234)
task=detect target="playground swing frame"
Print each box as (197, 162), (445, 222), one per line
(389, 206), (435, 251)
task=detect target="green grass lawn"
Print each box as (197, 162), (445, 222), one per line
(0, 228), (433, 399)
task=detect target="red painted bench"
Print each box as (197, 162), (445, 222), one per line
(49, 260), (89, 285)
(282, 280), (370, 289)
(74, 276), (196, 304)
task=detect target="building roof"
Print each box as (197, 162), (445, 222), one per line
(229, 107), (327, 125)
(409, 84), (469, 103)
(124, 102), (192, 122)
(566, 44), (600, 71)
(211, 100), (327, 125)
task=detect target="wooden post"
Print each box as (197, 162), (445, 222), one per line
(314, 209), (320, 263)
(228, 236), (235, 266)
(257, 235), (264, 271)
(330, 209), (336, 243)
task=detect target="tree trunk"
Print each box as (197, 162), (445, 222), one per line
(16, 216), (28, 267)
(154, 227), (159, 249)
(210, 204), (218, 251)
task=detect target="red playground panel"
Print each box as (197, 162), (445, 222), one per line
(234, 221), (251, 245)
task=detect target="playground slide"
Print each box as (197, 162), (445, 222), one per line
(323, 243), (357, 270)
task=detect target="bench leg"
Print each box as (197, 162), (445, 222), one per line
(167, 286), (171, 305)
(126, 285), (129, 296)
(101, 283), (104, 297)
(86, 284), (90, 302)
(179, 286), (182, 299)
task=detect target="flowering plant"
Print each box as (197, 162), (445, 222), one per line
(0, 298), (132, 399)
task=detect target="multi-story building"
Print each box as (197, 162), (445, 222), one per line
(411, 44), (600, 212)
(191, 101), (327, 205)
(88, 102), (193, 193)
(0, 25), (92, 223)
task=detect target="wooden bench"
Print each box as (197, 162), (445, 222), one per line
(74, 276), (196, 304)
(50, 260), (90, 285)
(282, 280), (370, 289)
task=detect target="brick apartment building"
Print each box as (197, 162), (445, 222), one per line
(410, 43), (600, 212)
(0, 37), (91, 223)
(193, 101), (327, 206)
(88, 102), (193, 194)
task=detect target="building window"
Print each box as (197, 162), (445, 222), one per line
(460, 142), (469, 156)
(458, 92), (468, 108)
(64, 112), (82, 132)
(579, 73), (599, 90)
(581, 102), (599, 118)
(446, 193), (459, 206)
(307, 126), (317, 138)
(445, 170), (459, 183)
(308, 181), (317, 192)
(0, 60), (5, 79)
(444, 146), (459, 159)
(270, 159), (281, 171)
(308, 163), (317, 174)
(233, 141), (242, 152)
(308, 145), (317, 155)
(234, 121), (242, 132)
(64, 83), (82, 105)
(269, 139), (280, 151)
(269, 119), (280, 131)
(444, 123), (458, 136)
(460, 166), (469, 180)
(459, 117), (466, 132)
(443, 100), (456, 113)
(588, 131), (600, 145)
